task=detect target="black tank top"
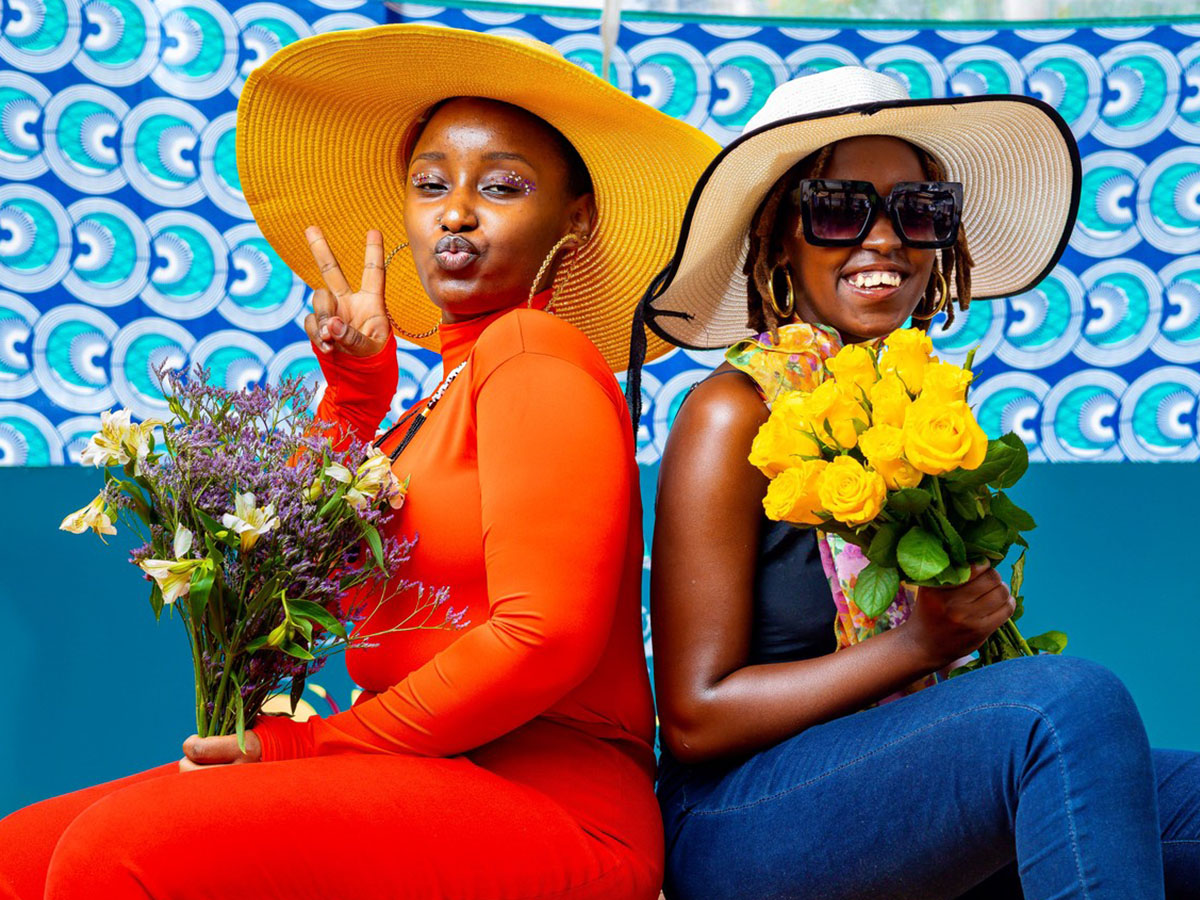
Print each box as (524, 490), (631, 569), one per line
(677, 371), (837, 665)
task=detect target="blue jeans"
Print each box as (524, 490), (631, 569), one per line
(658, 656), (1200, 900)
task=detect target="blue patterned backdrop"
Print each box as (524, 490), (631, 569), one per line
(2, 0), (1199, 473)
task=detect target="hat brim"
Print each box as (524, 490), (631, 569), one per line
(644, 95), (1082, 351)
(238, 24), (719, 369)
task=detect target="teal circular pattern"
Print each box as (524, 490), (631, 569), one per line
(199, 110), (248, 218)
(0, 184), (72, 293)
(1094, 42), (1181, 148)
(629, 38), (711, 128)
(705, 41), (788, 143)
(219, 223), (306, 331)
(150, 0), (239, 99)
(1021, 44), (1103, 138)
(968, 372), (1050, 461)
(72, 0), (162, 87)
(865, 46), (947, 98)
(188, 330), (273, 392)
(1077, 259), (1162, 367)
(944, 46), (1022, 96)
(0, 402), (63, 465)
(1071, 150), (1144, 258)
(0, 292), (39, 400)
(1119, 367), (1200, 461)
(0, 0), (83, 74)
(120, 97), (206, 207)
(42, 84), (127, 193)
(31, 303), (117, 413)
(63, 197), (151, 306)
(230, 3), (312, 97)
(996, 265), (1086, 370)
(1154, 256), (1200, 364)
(109, 318), (194, 417)
(1042, 370), (1126, 462)
(0, 73), (50, 181)
(1136, 147), (1200, 255)
(141, 210), (228, 320)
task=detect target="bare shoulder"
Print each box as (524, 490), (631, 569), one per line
(666, 365), (768, 457)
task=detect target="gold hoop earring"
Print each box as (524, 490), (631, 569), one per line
(528, 233), (586, 311)
(912, 268), (950, 322)
(769, 264), (795, 320)
(382, 241), (438, 341)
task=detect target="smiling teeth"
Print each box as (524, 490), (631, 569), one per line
(849, 271), (902, 289)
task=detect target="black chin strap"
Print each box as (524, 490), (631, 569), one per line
(624, 268), (694, 430)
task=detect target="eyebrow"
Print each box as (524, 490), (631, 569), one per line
(412, 151), (445, 162)
(483, 151), (532, 165)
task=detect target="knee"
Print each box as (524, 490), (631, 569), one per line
(43, 798), (151, 899)
(978, 656), (1149, 759)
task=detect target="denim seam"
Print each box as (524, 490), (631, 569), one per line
(684, 701), (1091, 898)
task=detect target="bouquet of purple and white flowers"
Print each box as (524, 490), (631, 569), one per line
(61, 369), (462, 748)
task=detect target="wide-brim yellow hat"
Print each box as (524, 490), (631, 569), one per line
(237, 24), (720, 370)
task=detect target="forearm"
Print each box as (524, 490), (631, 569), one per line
(661, 623), (942, 763)
(313, 337), (398, 444)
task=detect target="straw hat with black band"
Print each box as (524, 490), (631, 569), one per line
(626, 66), (1081, 415)
(238, 24), (720, 371)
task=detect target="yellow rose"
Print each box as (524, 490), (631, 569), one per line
(867, 374), (912, 428)
(879, 328), (934, 393)
(824, 344), (878, 400)
(800, 380), (868, 449)
(763, 460), (827, 525)
(858, 423), (925, 490)
(749, 413), (823, 478)
(816, 456), (887, 526)
(920, 361), (974, 404)
(902, 396), (989, 475)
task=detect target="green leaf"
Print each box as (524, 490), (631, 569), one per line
(896, 527), (950, 581)
(991, 492), (1037, 532)
(148, 583), (164, 621)
(280, 640), (315, 661)
(929, 507), (967, 566)
(233, 674), (247, 753)
(318, 485), (347, 518)
(1010, 549), (1026, 600)
(866, 524), (901, 569)
(992, 434), (1030, 489)
(963, 516), (1009, 554)
(948, 440), (1017, 487)
(1028, 631), (1069, 655)
(189, 563), (216, 621)
(362, 524), (386, 570)
(114, 480), (152, 525)
(944, 483), (983, 521)
(289, 675), (307, 715)
(854, 563), (901, 618)
(244, 635), (269, 652)
(287, 598), (348, 640)
(195, 509), (238, 549)
(948, 659), (981, 678)
(885, 488), (932, 517)
(927, 562), (971, 586)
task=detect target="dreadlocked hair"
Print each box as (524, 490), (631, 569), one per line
(743, 141), (975, 337)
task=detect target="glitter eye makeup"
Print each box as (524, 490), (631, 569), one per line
(496, 171), (536, 195)
(411, 172), (440, 188)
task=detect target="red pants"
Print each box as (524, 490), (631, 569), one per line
(0, 726), (663, 899)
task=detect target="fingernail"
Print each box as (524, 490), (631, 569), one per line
(330, 320), (344, 338)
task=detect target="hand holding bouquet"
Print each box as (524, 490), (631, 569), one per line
(752, 328), (1065, 672)
(61, 370), (463, 747)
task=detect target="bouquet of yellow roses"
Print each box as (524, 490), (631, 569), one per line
(752, 328), (1065, 672)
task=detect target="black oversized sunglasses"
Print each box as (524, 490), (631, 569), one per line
(791, 179), (964, 249)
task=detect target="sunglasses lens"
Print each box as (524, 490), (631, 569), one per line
(894, 189), (958, 245)
(808, 186), (874, 242)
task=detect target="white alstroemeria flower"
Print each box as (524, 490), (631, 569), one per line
(125, 419), (162, 475)
(345, 447), (400, 509)
(220, 492), (280, 552)
(136, 527), (202, 605)
(138, 557), (204, 605)
(59, 494), (117, 538)
(323, 462), (352, 484)
(79, 409), (134, 468)
(173, 526), (193, 558)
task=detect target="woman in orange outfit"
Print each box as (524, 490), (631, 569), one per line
(0, 26), (717, 899)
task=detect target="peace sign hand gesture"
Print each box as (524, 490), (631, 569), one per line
(302, 226), (393, 358)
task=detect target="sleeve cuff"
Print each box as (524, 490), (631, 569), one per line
(251, 714), (314, 762)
